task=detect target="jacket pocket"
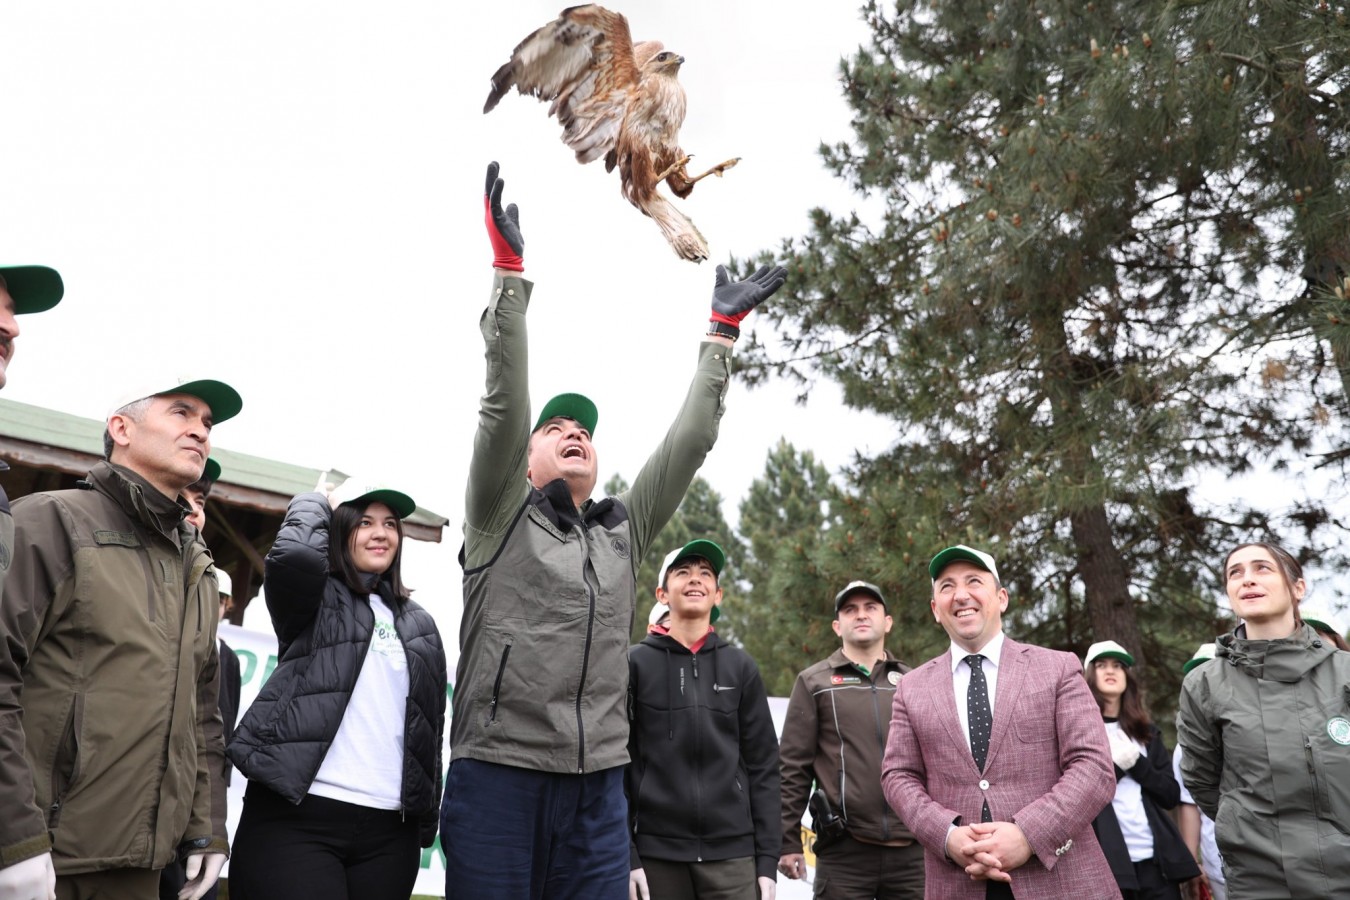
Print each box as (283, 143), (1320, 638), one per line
(1013, 688), (1055, 743)
(47, 693), (85, 830)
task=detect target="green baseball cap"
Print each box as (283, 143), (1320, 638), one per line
(1084, 639), (1135, 668)
(331, 479), (417, 520)
(0, 265), (64, 314)
(109, 378), (243, 425)
(203, 458), (221, 483)
(1182, 643), (1216, 676)
(929, 544), (1000, 583)
(658, 539), (726, 624)
(533, 393), (598, 436)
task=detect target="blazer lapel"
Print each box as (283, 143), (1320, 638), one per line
(931, 651), (981, 776)
(984, 638), (1025, 772)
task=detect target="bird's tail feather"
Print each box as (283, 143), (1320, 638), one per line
(639, 194), (709, 262)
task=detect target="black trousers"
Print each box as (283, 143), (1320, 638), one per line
(1123, 857), (1183, 900)
(228, 782), (420, 900)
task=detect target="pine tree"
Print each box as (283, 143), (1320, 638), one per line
(736, 0), (1348, 699)
(734, 440), (848, 695)
(604, 474), (745, 645)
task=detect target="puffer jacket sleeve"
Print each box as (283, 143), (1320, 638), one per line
(264, 492), (332, 652)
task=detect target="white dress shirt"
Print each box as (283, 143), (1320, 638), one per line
(948, 631), (1006, 755)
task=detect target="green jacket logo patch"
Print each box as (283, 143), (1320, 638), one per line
(1328, 717), (1350, 746)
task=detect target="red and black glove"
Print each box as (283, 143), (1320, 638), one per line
(708, 263), (787, 340)
(485, 161), (523, 272)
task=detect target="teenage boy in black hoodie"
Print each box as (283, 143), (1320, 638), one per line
(626, 540), (781, 900)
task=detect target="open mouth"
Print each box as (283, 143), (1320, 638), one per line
(561, 445), (585, 460)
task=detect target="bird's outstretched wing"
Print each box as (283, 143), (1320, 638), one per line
(484, 5), (637, 165)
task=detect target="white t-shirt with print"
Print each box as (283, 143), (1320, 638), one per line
(309, 594), (409, 810)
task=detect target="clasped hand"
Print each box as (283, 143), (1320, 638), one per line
(947, 821), (1031, 883)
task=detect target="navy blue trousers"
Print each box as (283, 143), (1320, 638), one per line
(440, 759), (628, 900)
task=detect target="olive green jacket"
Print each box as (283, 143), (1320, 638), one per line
(452, 273), (731, 774)
(1177, 623), (1350, 899)
(0, 462), (228, 874)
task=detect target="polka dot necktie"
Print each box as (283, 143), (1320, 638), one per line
(965, 654), (993, 823)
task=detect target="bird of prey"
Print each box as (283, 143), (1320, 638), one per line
(484, 5), (739, 262)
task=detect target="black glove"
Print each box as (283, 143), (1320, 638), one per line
(709, 263), (787, 339)
(485, 161), (523, 271)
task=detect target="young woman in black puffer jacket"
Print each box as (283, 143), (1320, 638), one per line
(227, 485), (447, 900)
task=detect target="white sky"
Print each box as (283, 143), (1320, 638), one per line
(5, 2), (1346, 643)
(0, 1), (899, 637)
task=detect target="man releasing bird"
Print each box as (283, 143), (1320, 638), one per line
(484, 5), (740, 263)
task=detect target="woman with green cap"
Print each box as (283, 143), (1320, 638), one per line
(227, 481), (447, 900)
(1084, 640), (1197, 899)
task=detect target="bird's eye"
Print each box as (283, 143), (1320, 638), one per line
(657, 53), (669, 61)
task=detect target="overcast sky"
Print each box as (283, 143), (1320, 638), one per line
(0, 1), (903, 637)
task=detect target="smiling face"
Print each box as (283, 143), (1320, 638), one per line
(527, 417), (598, 502)
(0, 285), (18, 389)
(931, 560), (1009, 653)
(108, 393), (212, 499)
(658, 556), (722, 624)
(1225, 544), (1303, 634)
(833, 593), (892, 652)
(347, 501), (400, 575)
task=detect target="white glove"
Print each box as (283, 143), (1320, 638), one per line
(1110, 728), (1141, 771)
(0, 851), (56, 900)
(757, 874), (777, 900)
(178, 852), (227, 900)
(629, 867), (650, 900)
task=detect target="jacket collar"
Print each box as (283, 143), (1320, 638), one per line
(1217, 622), (1332, 683)
(85, 460), (188, 546)
(535, 477), (616, 532)
(826, 646), (902, 678)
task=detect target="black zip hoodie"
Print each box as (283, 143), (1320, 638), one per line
(625, 630), (781, 880)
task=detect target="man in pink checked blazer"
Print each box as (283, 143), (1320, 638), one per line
(881, 545), (1119, 899)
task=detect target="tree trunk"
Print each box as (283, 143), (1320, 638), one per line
(1070, 504), (1146, 675)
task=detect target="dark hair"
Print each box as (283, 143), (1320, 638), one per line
(185, 474), (215, 500)
(1086, 659), (1152, 744)
(1224, 542), (1305, 624)
(328, 501), (410, 600)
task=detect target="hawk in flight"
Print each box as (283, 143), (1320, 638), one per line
(485, 5), (739, 262)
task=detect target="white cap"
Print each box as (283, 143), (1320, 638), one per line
(1083, 639), (1135, 669)
(214, 568), (233, 597)
(929, 544), (1000, 583)
(648, 601), (670, 627)
(1301, 602), (1347, 639)
(107, 377), (242, 424)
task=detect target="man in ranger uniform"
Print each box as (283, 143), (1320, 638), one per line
(0, 377), (241, 900)
(778, 580), (924, 899)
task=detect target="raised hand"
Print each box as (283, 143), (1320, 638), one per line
(485, 161), (524, 271)
(708, 263), (787, 339)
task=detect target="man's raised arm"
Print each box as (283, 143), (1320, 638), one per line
(465, 161), (535, 564)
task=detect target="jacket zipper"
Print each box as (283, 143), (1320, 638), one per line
(871, 670), (891, 841)
(1305, 737), (1322, 818)
(574, 526), (595, 773)
(692, 653), (704, 860)
(488, 642), (513, 724)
